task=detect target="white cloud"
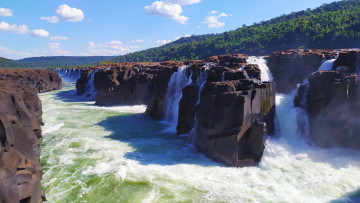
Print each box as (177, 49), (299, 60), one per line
(197, 25), (201, 29)
(57, 4), (84, 22)
(50, 35), (68, 41)
(40, 16), (59, 23)
(165, 0), (201, 5)
(145, 1), (194, 24)
(0, 8), (12, 16)
(155, 39), (172, 45)
(0, 22), (28, 34)
(84, 40), (139, 56)
(31, 29), (49, 37)
(130, 39), (144, 43)
(0, 21), (52, 38)
(209, 10), (218, 14)
(41, 4), (84, 23)
(203, 12), (230, 28)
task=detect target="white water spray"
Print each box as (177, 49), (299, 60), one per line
(164, 66), (192, 132)
(247, 56), (273, 82)
(84, 70), (99, 98)
(318, 59), (336, 71)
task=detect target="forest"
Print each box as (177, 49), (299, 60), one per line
(109, 0), (360, 62)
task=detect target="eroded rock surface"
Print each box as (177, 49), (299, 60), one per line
(0, 69), (62, 202)
(295, 49), (360, 150)
(265, 49), (338, 93)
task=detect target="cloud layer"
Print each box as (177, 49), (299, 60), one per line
(0, 21), (49, 37)
(0, 7), (12, 16)
(41, 4), (84, 23)
(145, 0), (201, 24)
(203, 11), (231, 28)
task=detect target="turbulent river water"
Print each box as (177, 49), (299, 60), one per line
(40, 75), (360, 202)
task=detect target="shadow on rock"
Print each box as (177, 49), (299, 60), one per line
(97, 114), (221, 167)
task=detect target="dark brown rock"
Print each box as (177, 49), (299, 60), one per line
(194, 80), (275, 167)
(265, 49), (338, 93)
(0, 69), (61, 202)
(332, 50), (360, 73)
(295, 69), (360, 150)
(0, 69), (62, 93)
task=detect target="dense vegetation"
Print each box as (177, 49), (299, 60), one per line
(17, 56), (112, 68)
(0, 57), (24, 69)
(0, 56), (113, 69)
(109, 0), (360, 62)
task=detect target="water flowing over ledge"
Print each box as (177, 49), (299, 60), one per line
(45, 51), (360, 202)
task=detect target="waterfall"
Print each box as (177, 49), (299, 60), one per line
(194, 67), (208, 106)
(247, 56), (273, 82)
(84, 70), (99, 98)
(164, 66), (192, 132)
(318, 59), (336, 71)
(56, 68), (81, 80)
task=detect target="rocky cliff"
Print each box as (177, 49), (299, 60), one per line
(0, 69), (62, 202)
(265, 49), (338, 93)
(295, 50), (360, 150)
(75, 54), (275, 167)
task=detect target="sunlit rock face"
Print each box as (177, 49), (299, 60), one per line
(0, 69), (62, 202)
(295, 49), (360, 150)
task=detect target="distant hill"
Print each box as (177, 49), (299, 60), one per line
(109, 0), (360, 62)
(0, 57), (24, 69)
(17, 56), (113, 68)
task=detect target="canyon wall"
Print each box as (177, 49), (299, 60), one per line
(0, 69), (62, 202)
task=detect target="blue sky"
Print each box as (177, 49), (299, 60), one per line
(0, 0), (339, 59)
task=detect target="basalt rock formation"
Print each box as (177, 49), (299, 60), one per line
(0, 69), (62, 202)
(265, 49), (338, 93)
(190, 64), (275, 167)
(75, 54), (276, 167)
(295, 49), (360, 150)
(0, 69), (62, 93)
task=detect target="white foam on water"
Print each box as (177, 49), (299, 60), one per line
(39, 74), (360, 202)
(43, 122), (64, 135)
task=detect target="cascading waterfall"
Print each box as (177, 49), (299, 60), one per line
(56, 68), (81, 80)
(164, 66), (192, 132)
(318, 59), (336, 71)
(84, 70), (99, 98)
(247, 56), (273, 82)
(40, 59), (360, 202)
(194, 67), (208, 106)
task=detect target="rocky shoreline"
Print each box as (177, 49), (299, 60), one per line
(0, 69), (62, 203)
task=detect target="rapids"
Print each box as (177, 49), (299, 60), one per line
(39, 68), (360, 202)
